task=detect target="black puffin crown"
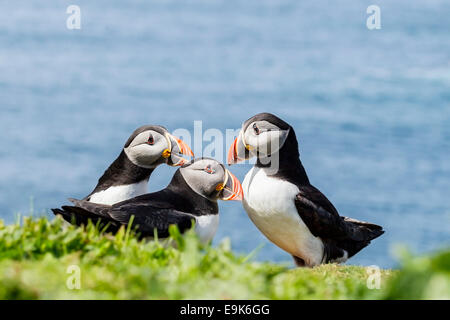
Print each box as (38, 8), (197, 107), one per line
(242, 112), (291, 131)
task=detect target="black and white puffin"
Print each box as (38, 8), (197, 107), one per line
(52, 158), (243, 243)
(228, 113), (384, 267)
(84, 125), (193, 205)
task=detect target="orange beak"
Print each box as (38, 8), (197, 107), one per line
(166, 134), (194, 166)
(221, 169), (244, 201)
(227, 137), (239, 165)
(227, 132), (251, 165)
(174, 157), (188, 166)
(174, 137), (194, 157)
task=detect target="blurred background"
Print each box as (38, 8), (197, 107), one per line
(0, 0), (449, 268)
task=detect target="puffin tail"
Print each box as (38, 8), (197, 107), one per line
(344, 217), (384, 240)
(51, 208), (79, 224)
(340, 217), (384, 258)
(51, 206), (102, 227)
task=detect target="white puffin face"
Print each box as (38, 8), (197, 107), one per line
(123, 126), (194, 169)
(179, 158), (243, 201)
(242, 120), (290, 157)
(124, 130), (169, 169)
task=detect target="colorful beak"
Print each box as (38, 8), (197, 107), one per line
(220, 169), (244, 201)
(227, 137), (239, 164)
(174, 136), (194, 157)
(166, 134), (194, 166)
(227, 132), (251, 165)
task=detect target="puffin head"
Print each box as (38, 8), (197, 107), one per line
(123, 125), (193, 169)
(179, 158), (243, 201)
(227, 113), (291, 164)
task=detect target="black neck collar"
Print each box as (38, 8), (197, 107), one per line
(89, 151), (154, 196)
(255, 128), (310, 187)
(166, 170), (219, 216)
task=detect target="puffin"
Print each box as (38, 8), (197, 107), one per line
(227, 113), (384, 267)
(83, 125), (193, 205)
(52, 158), (243, 243)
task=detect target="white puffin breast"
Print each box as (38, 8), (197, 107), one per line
(242, 166), (324, 266)
(195, 215), (220, 244)
(88, 180), (148, 205)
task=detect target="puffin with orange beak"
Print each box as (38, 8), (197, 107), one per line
(53, 158), (243, 243)
(228, 113), (383, 267)
(82, 125), (193, 205)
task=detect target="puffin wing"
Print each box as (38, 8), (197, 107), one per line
(294, 186), (349, 239)
(68, 198), (111, 218)
(51, 198), (115, 227)
(57, 198), (196, 238)
(108, 200), (196, 238)
(294, 186), (383, 242)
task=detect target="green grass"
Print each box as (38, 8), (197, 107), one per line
(0, 216), (448, 299)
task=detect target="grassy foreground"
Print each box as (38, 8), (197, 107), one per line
(0, 217), (448, 300)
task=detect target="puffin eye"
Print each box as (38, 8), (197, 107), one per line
(147, 134), (155, 145)
(253, 123), (260, 135)
(204, 165), (215, 174)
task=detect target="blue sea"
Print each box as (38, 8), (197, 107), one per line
(1, 0), (449, 268)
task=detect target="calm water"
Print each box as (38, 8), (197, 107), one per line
(1, 0), (449, 268)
